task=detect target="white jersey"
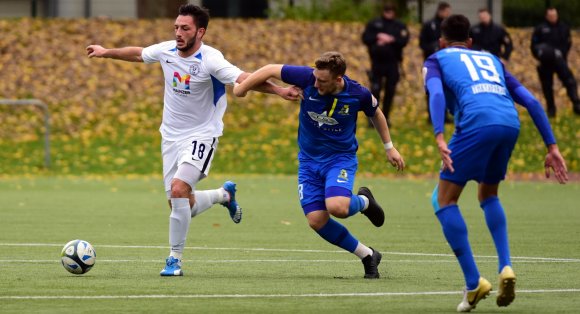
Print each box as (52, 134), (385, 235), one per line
(142, 41), (243, 141)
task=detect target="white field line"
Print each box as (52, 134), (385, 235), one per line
(1, 289), (580, 300)
(0, 259), (577, 264)
(1, 242), (579, 263)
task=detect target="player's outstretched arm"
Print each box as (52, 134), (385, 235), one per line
(235, 70), (301, 101)
(504, 71), (568, 183)
(233, 64), (284, 97)
(370, 108), (405, 171)
(86, 45), (144, 62)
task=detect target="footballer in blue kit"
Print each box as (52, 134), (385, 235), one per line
(423, 15), (568, 312)
(235, 51), (405, 278)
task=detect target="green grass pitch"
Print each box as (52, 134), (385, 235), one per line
(1, 175), (579, 313)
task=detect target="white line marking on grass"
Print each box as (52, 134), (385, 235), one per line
(0, 259), (576, 264)
(1, 242), (579, 263)
(2, 289), (580, 300)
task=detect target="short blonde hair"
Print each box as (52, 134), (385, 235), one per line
(314, 51), (347, 78)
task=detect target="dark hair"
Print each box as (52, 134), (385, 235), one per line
(437, 2), (451, 12)
(178, 4), (210, 29)
(545, 6), (557, 13)
(383, 3), (397, 12)
(478, 7), (490, 14)
(441, 14), (471, 42)
(315, 51), (347, 78)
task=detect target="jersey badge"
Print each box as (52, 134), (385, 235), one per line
(338, 105), (350, 115)
(337, 169), (348, 183)
(189, 64), (200, 76)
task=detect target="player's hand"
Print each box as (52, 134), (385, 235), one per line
(386, 147), (405, 171)
(279, 86), (303, 101)
(436, 136), (454, 173)
(233, 83), (247, 97)
(544, 145), (568, 184)
(86, 45), (107, 58)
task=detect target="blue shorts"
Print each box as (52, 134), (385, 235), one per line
(440, 125), (519, 186)
(298, 155), (358, 215)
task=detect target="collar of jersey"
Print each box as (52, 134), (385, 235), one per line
(173, 42), (204, 61)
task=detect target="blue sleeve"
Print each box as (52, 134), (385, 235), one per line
(280, 65), (315, 89)
(361, 89), (378, 117)
(423, 57), (446, 135)
(504, 70), (556, 146)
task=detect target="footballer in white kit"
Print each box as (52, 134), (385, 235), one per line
(87, 4), (300, 276)
(141, 41), (242, 194)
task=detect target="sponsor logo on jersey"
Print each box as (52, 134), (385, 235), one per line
(307, 111), (338, 127)
(173, 72), (191, 95)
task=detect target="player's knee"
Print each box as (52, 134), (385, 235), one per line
(307, 216), (326, 231)
(170, 179), (191, 198)
(325, 199), (349, 218)
(306, 212), (329, 231)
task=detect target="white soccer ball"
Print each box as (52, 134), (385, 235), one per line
(60, 239), (96, 275)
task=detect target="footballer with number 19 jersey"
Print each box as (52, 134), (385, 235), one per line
(423, 15), (567, 312)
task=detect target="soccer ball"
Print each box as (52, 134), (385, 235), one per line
(60, 239), (96, 275)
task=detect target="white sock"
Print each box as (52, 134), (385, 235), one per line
(353, 242), (373, 259)
(359, 195), (370, 211)
(190, 188), (229, 217)
(169, 198), (191, 257)
(169, 251), (182, 260)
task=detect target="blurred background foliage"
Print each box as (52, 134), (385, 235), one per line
(503, 0), (580, 27)
(0, 18), (578, 176)
(268, 0), (409, 23)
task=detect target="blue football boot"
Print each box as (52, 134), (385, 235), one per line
(222, 181), (242, 223)
(160, 256), (183, 276)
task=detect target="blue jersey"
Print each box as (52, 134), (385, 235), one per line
(424, 47), (519, 134)
(281, 65), (378, 162)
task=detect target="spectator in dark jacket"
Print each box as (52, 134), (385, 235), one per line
(471, 8), (513, 61)
(362, 3), (409, 124)
(419, 2), (451, 60)
(419, 2), (451, 122)
(531, 7), (580, 117)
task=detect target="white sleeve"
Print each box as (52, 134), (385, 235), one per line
(205, 52), (243, 85)
(141, 41), (173, 64)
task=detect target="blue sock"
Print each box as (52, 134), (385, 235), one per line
(316, 218), (359, 253)
(348, 195), (365, 217)
(481, 196), (511, 273)
(436, 204), (480, 290)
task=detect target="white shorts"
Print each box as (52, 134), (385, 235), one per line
(162, 136), (218, 194)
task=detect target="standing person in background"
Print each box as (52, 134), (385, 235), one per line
(531, 7), (580, 117)
(420, 2), (451, 60)
(420, 1), (451, 122)
(362, 3), (409, 126)
(471, 8), (513, 62)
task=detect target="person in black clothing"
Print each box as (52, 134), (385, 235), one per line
(362, 3), (409, 124)
(419, 2), (451, 60)
(419, 2), (451, 122)
(531, 7), (580, 117)
(471, 8), (513, 62)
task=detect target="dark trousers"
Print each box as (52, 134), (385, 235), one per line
(370, 63), (400, 121)
(537, 59), (580, 115)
